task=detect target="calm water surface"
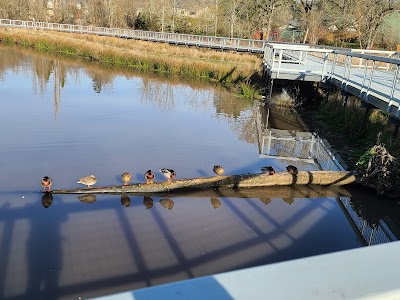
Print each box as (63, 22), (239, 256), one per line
(0, 46), (397, 300)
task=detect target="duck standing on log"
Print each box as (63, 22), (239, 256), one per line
(160, 168), (176, 182)
(121, 172), (132, 186)
(213, 165), (224, 176)
(261, 166), (275, 175)
(144, 170), (155, 184)
(77, 175), (97, 188)
(286, 165), (298, 175)
(41, 176), (53, 192)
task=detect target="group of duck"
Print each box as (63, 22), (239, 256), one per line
(40, 164), (298, 192)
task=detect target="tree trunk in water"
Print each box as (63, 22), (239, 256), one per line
(51, 171), (358, 194)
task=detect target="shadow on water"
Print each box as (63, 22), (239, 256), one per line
(26, 193), (66, 300)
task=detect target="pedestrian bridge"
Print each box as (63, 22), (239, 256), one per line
(262, 43), (400, 119)
(1, 18), (400, 119)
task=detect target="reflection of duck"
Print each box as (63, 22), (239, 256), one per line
(41, 176), (53, 192)
(77, 194), (97, 204)
(261, 166), (275, 175)
(282, 198), (295, 205)
(42, 192), (53, 208)
(143, 196), (154, 209)
(144, 170), (155, 184)
(160, 169), (176, 182)
(210, 197), (221, 209)
(121, 172), (132, 186)
(121, 195), (131, 207)
(77, 175), (97, 188)
(260, 198), (271, 205)
(213, 165), (224, 176)
(159, 198), (174, 210)
(286, 165), (298, 175)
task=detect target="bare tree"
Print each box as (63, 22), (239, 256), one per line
(352, 0), (398, 49)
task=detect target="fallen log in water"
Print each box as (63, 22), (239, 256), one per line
(51, 171), (357, 195)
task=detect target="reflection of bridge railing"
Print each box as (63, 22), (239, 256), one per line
(339, 197), (397, 246)
(255, 104), (346, 170)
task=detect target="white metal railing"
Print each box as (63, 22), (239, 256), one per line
(263, 43), (333, 78)
(0, 18), (266, 53)
(263, 43), (400, 118)
(340, 197), (396, 245)
(331, 50), (400, 117)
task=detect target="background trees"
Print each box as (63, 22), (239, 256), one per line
(1, 0), (399, 49)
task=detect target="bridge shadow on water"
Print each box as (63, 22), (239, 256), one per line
(0, 169), (368, 300)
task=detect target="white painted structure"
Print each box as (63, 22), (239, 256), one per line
(90, 241), (400, 300)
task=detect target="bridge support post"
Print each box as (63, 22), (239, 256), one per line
(341, 90), (350, 107)
(359, 102), (376, 136)
(389, 117), (400, 139)
(319, 82), (334, 101)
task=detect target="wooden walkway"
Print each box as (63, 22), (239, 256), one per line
(263, 44), (400, 119)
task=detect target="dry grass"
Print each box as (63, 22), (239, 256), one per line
(0, 28), (262, 83)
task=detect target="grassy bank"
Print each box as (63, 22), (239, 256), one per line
(0, 28), (262, 89)
(309, 92), (400, 169)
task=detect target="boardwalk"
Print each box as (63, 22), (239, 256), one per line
(263, 43), (400, 119)
(1, 18), (400, 118)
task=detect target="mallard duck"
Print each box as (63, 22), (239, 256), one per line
(77, 175), (97, 188)
(261, 166), (275, 175)
(41, 192), (53, 208)
(160, 168), (176, 182)
(121, 195), (131, 207)
(159, 198), (174, 210)
(213, 165), (224, 176)
(41, 176), (53, 192)
(121, 172), (132, 186)
(286, 165), (298, 175)
(143, 196), (154, 209)
(144, 170), (155, 184)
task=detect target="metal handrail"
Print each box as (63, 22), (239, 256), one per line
(0, 18), (266, 53)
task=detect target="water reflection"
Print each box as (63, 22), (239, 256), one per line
(1, 45), (399, 300)
(259, 197), (271, 205)
(256, 102), (345, 171)
(77, 194), (97, 204)
(143, 196), (154, 209)
(210, 197), (221, 209)
(121, 195), (131, 207)
(282, 198), (295, 205)
(159, 199), (174, 210)
(41, 192), (53, 208)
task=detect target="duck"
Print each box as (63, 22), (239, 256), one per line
(213, 165), (224, 176)
(144, 170), (155, 184)
(160, 168), (176, 182)
(77, 175), (97, 188)
(286, 165), (298, 175)
(121, 172), (132, 186)
(41, 176), (53, 192)
(261, 166), (275, 175)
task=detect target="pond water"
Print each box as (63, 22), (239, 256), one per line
(0, 45), (398, 300)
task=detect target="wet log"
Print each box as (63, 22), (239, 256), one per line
(51, 171), (357, 195)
